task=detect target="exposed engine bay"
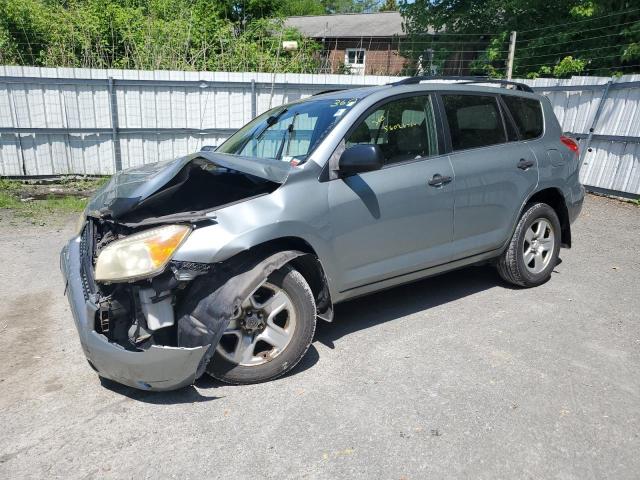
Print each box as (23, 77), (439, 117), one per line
(79, 155), (285, 357)
(81, 217), (308, 380)
(83, 218), (201, 352)
(95, 157), (281, 225)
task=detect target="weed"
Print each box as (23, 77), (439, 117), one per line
(1, 178), (92, 219)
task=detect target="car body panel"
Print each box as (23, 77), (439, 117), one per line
(328, 154), (455, 292)
(87, 151), (291, 220)
(447, 140), (538, 259)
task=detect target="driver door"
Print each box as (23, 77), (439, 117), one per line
(328, 94), (455, 294)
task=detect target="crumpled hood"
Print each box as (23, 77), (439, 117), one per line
(87, 152), (291, 220)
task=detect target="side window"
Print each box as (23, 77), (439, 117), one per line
(345, 95), (438, 165)
(502, 101), (520, 142)
(502, 96), (544, 140)
(442, 95), (506, 150)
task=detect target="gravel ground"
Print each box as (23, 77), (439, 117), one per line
(0, 194), (638, 479)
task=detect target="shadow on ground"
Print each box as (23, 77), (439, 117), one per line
(103, 265), (503, 402)
(315, 265), (502, 349)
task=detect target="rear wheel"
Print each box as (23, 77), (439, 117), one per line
(497, 202), (561, 287)
(206, 265), (316, 384)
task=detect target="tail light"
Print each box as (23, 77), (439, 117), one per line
(560, 135), (579, 156)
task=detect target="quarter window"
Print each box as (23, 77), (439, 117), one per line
(346, 95), (439, 165)
(442, 95), (506, 150)
(502, 96), (544, 139)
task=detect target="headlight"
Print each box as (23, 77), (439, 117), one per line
(95, 225), (191, 282)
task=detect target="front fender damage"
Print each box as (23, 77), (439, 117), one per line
(176, 250), (304, 378)
(64, 219), (305, 391)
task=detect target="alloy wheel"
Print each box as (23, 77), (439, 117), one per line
(523, 218), (555, 274)
(216, 282), (297, 366)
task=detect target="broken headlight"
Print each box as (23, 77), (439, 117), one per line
(95, 225), (191, 283)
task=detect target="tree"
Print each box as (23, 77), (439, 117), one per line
(398, 0), (640, 77)
(0, 0), (321, 72)
(379, 0), (396, 12)
(278, 0), (325, 16)
(322, 0), (380, 14)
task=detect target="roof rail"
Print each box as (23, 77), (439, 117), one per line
(313, 88), (345, 96)
(389, 76), (534, 93)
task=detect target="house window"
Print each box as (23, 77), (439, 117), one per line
(345, 48), (365, 66)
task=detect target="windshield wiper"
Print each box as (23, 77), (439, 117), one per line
(255, 108), (288, 142)
(275, 112), (298, 161)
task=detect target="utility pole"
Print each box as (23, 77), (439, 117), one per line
(506, 31), (517, 80)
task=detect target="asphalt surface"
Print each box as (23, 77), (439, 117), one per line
(0, 194), (638, 479)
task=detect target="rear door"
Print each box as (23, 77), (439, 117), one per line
(328, 93), (455, 292)
(440, 93), (538, 259)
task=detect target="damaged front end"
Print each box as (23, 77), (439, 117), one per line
(60, 152), (291, 391)
(60, 221), (210, 391)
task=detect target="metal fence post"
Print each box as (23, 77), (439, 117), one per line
(107, 76), (122, 172)
(250, 79), (257, 119)
(579, 80), (612, 174)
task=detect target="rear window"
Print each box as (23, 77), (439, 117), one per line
(442, 95), (506, 150)
(502, 96), (544, 139)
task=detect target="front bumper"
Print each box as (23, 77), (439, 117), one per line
(60, 236), (208, 391)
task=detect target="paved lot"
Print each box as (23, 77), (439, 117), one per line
(0, 194), (638, 479)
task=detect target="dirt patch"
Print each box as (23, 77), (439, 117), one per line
(0, 291), (53, 376)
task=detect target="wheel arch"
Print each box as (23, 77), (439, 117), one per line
(525, 187), (571, 248)
(236, 236), (334, 322)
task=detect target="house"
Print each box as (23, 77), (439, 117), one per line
(286, 12), (489, 76)
(285, 12), (413, 75)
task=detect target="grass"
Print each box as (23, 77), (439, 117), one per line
(0, 178), (103, 220)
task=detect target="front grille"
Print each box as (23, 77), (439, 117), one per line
(79, 221), (97, 300)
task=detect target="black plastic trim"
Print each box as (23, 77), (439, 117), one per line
(389, 76), (534, 93)
(339, 246), (503, 294)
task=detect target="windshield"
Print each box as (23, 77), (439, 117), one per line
(217, 97), (359, 163)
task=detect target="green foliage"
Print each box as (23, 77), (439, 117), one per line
(622, 43), (640, 61)
(0, 179), (88, 218)
(553, 56), (586, 77)
(399, 0), (640, 78)
(0, 0), (322, 72)
(379, 0), (397, 12)
(336, 62), (353, 74)
(278, 0), (325, 16)
(323, 0), (380, 14)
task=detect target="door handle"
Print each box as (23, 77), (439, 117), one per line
(428, 174), (452, 187)
(517, 159), (535, 170)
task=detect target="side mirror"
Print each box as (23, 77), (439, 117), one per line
(338, 144), (384, 177)
(200, 145), (217, 152)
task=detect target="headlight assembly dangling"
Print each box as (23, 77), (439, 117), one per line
(94, 224), (191, 282)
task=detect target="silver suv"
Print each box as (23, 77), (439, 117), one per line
(61, 78), (585, 391)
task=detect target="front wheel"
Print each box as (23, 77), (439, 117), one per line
(497, 202), (561, 287)
(206, 265), (316, 384)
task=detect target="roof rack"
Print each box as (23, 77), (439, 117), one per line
(313, 88), (345, 96)
(389, 76), (534, 93)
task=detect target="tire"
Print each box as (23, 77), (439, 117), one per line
(497, 202), (561, 288)
(206, 265), (316, 384)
